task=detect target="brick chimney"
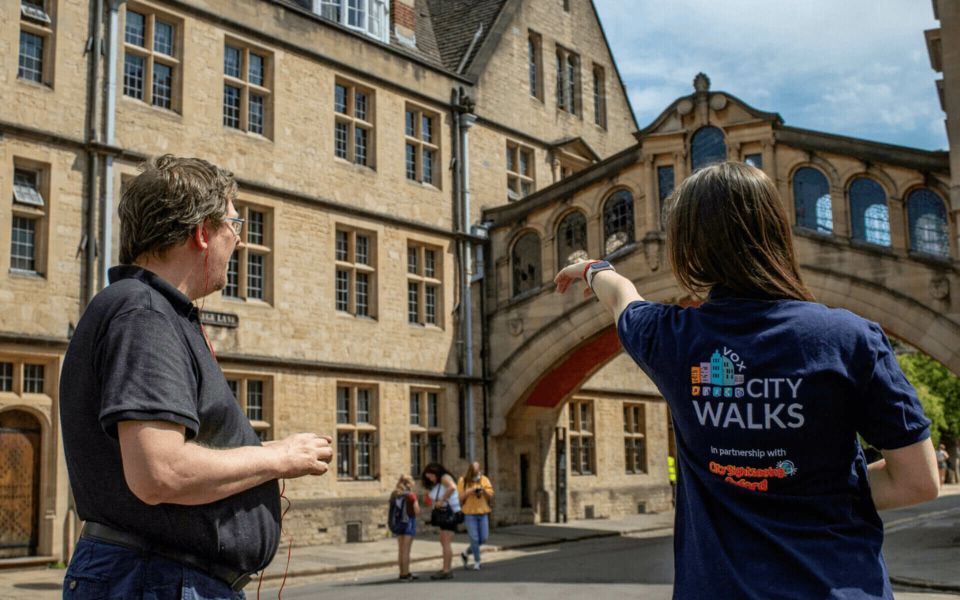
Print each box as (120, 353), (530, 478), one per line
(391, 0), (416, 47)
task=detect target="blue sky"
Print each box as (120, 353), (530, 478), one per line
(592, 1), (947, 151)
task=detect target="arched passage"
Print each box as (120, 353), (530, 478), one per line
(491, 266), (960, 435)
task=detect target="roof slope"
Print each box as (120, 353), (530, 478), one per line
(426, 0), (507, 73)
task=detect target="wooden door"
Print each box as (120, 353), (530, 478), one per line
(0, 411), (41, 558)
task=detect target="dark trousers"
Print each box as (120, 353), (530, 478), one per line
(63, 538), (245, 600)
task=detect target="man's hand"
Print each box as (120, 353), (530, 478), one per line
(271, 433), (333, 478)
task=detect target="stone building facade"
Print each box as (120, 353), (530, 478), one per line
(927, 0), (960, 255)
(0, 0), (654, 561)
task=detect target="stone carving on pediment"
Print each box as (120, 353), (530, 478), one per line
(930, 276), (950, 301)
(508, 318), (524, 336)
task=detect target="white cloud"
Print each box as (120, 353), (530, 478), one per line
(594, 0), (947, 150)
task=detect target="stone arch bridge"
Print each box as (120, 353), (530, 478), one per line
(479, 82), (959, 522)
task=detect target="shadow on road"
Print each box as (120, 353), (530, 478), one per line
(330, 531), (675, 588)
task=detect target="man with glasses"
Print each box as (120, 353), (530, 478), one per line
(59, 155), (333, 599)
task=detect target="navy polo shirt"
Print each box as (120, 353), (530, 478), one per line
(60, 266), (280, 575)
(617, 287), (930, 600)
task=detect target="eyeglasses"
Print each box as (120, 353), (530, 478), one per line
(224, 217), (245, 235)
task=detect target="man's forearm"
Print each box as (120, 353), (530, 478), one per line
(147, 442), (283, 505)
(119, 421), (330, 506)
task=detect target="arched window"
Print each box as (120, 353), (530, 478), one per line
(557, 211), (588, 267)
(849, 177), (890, 247)
(691, 126), (726, 172)
(602, 190), (634, 255)
(907, 188), (950, 257)
(512, 232), (542, 297)
(792, 167), (832, 233)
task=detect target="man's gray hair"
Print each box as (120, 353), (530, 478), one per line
(118, 155), (237, 264)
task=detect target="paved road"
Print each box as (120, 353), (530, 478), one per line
(259, 529), (958, 600)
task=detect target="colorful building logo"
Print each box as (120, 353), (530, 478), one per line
(691, 348), (745, 398)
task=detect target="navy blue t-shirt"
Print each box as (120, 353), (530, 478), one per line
(617, 287), (930, 600)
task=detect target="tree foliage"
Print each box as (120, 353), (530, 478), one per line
(897, 352), (960, 446)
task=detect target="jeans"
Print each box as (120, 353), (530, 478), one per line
(63, 538), (245, 600)
(463, 513), (489, 564)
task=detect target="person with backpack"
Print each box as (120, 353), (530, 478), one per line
(389, 474), (420, 582)
(554, 161), (940, 599)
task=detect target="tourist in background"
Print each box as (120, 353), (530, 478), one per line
(421, 463), (462, 580)
(458, 462), (494, 570)
(389, 474), (420, 582)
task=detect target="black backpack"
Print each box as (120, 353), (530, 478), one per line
(388, 493), (411, 535)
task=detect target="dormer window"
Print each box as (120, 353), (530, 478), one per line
(312, 0), (389, 43)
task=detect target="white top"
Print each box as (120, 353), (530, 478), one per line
(430, 476), (461, 512)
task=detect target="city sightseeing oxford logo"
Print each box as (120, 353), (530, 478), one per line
(690, 347), (805, 430)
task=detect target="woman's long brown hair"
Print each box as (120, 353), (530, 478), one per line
(665, 161), (814, 302)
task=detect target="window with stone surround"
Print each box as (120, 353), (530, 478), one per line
(10, 160), (49, 276)
(657, 165), (674, 228)
(223, 40), (273, 137)
(849, 177), (891, 247)
(528, 31), (543, 100)
(907, 188), (950, 258)
(225, 374), (273, 441)
(556, 210), (587, 267)
(506, 141), (535, 201)
(312, 0), (389, 43)
(568, 399), (594, 475)
(122, 5), (181, 111)
(336, 383), (379, 480)
(0, 358), (51, 396)
(404, 105), (439, 187)
(511, 231), (541, 297)
(624, 403), (647, 474)
(334, 79), (375, 168)
(18, 0), (56, 86)
(335, 226), (377, 318)
(602, 189), (635, 255)
(406, 241), (442, 327)
(409, 388), (443, 477)
(592, 63), (606, 128)
(555, 46), (580, 115)
(222, 203), (272, 303)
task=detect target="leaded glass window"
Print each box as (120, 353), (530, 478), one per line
(603, 190), (635, 255)
(691, 126), (726, 172)
(557, 211), (587, 267)
(849, 177), (890, 246)
(511, 232), (541, 297)
(907, 188), (950, 257)
(793, 167), (832, 233)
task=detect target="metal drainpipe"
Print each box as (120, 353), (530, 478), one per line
(102, 0), (125, 289)
(460, 110), (478, 462)
(472, 227), (492, 470)
(83, 0), (104, 306)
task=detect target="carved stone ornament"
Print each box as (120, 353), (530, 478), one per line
(508, 318), (524, 336)
(693, 72), (711, 93)
(930, 276), (950, 301)
(709, 93), (728, 111)
(677, 98), (694, 116)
